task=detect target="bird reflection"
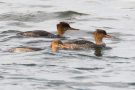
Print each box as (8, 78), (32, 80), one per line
(94, 47), (102, 56)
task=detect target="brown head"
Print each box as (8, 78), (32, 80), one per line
(57, 22), (79, 36)
(93, 29), (112, 45)
(51, 40), (63, 52)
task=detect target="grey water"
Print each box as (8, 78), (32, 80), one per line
(0, 0), (135, 90)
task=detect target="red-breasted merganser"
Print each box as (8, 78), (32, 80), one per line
(9, 47), (42, 53)
(9, 22), (78, 53)
(51, 29), (112, 52)
(18, 22), (79, 38)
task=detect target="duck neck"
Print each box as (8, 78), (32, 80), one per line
(94, 37), (104, 45)
(57, 29), (65, 37)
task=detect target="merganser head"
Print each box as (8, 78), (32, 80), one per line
(57, 22), (79, 36)
(51, 40), (63, 52)
(93, 29), (112, 45)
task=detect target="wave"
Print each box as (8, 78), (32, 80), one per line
(7, 22), (32, 28)
(0, 11), (49, 22)
(105, 56), (129, 59)
(75, 67), (104, 71)
(0, 11), (88, 22)
(55, 10), (88, 18)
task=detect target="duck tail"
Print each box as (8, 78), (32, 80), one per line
(17, 32), (24, 36)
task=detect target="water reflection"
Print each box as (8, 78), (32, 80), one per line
(94, 47), (102, 57)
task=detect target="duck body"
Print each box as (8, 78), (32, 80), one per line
(18, 22), (78, 38)
(18, 30), (59, 38)
(9, 47), (42, 53)
(61, 40), (106, 50)
(51, 29), (112, 52)
(63, 40), (95, 50)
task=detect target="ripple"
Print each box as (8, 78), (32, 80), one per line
(113, 32), (135, 37)
(96, 17), (118, 20)
(76, 53), (97, 59)
(98, 82), (129, 88)
(8, 77), (47, 81)
(0, 35), (23, 42)
(71, 76), (90, 80)
(16, 63), (37, 66)
(29, 5), (52, 8)
(1, 63), (37, 66)
(1, 30), (21, 34)
(89, 17), (118, 21)
(92, 26), (115, 29)
(25, 40), (49, 44)
(0, 76), (4, 79)
(0, 11), (88, 22)
(105, 56), (129, 59)
(128, 82), (135, 86)
(0, 2), (4, 4)
(7, 22), (32, 28)
(46, 64), (57, 67)
(0, 11), (53, 22)
(122, 7), (135, 10)
(0, 12), (48, 22)
(47, 80), (67, 86)
(75, 67), (104, 71)
(55, 10), (88, 18)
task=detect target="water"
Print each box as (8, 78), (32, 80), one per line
(0, 0), (135, 90)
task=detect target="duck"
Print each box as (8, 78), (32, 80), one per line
(9, 47), (42, 53)
(18, 22), (79, 38)
(9, 22), (79, 53)
(51, 29), (112, 52)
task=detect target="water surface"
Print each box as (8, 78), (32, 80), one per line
(0, 0), (135, 90)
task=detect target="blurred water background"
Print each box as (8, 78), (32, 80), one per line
(0, 0), (135, 90)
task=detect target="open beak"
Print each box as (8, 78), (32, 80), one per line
(69, 27), (79, 30)
(104, 35), (112, 38)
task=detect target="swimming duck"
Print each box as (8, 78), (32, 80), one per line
(51, 29), (112, 52)
(9, 47), (42, 53)
(18, 22), (79, 38)
(10, 22), (79, 53)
